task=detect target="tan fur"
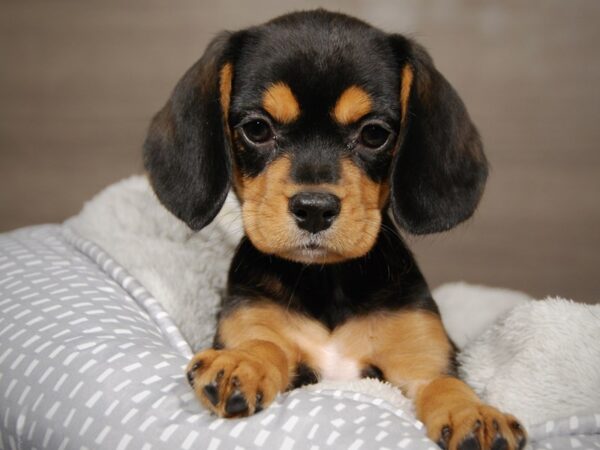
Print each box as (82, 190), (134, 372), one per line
(221, 63), (250, 203)
(187, 341), (288, 417)
(189, 47), (523, 449)
(219, 63), (233, 122)
(400, 65), (413, 125)
(219, 304), (451, 384)
(333, 85), (373, 125)
(335, 311), (452, 390)
(219, 303), (305, 369)
(239, 157), (387, 263)
(240, 157), (296, 256)
(188, 303), (309, 417)
(257, 274), (286, 297)
(189, 302), (527, 444)
(262, 82), (301, 124)
(414, 377), (526, 449)
(221, 304), (524, 446)
(221, 302), (524, 448)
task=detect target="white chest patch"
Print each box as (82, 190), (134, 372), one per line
(286, 314), (366, 381)
(315, 341), (361, 381)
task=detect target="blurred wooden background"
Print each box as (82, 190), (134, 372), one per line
(1, 0), (598, 301)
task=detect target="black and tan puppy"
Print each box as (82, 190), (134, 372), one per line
(144, 10), (526, 450)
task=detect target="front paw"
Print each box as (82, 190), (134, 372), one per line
(427, 403), (526, 450)
(186, 348), (284, 418)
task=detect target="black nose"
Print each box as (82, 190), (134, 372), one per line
(289, 192), (341, 233)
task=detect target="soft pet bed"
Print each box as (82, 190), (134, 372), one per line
(1, 176), (599, 449)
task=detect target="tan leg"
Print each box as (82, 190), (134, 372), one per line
(414, 377), (526, 450)
(186, 302), (317, 417)
(336, 310), (527, 450)
(187, 303), (527, 450)
(186, 339), (290, 417)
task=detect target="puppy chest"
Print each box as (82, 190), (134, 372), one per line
(289, 321), (374, 381)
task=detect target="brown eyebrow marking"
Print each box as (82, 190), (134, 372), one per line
(333, 86), (373, 125)
(262, 82), (301, 124)
(219, 63), (233, 122)
(400, 64), (413, 125)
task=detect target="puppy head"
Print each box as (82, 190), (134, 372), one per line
(144, 10), (487, 264)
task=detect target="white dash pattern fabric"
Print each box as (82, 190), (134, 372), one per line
(0, 225), (435, 450)
(1, 224), (599, 449)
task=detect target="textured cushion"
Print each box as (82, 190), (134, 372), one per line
(0, 225), (435, 449)
(2, 223), (599, 449)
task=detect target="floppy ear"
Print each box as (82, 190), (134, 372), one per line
(143, 32), (237, 231)
(388, 36), (488, 235)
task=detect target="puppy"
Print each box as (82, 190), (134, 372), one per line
(144, 10), (526, 450)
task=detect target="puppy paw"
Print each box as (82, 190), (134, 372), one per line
(427, 403), (526, 450)
(186, 348), (285, 418)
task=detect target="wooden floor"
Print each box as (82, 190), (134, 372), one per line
(1, 0), (599, 302)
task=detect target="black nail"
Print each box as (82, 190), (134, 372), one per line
(457, 434), (481, 450)
(490, 435), (508, 450)
(203, 381), (219, 406)
(186, 370), (195, 387)
(437, 425), (451, 449)
(225, 389), (248, 416)
(255, 391), (264, 413)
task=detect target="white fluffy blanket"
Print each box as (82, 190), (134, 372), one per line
(66, 176), (600, 429)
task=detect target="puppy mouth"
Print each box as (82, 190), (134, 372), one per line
(296, 245), (329, 257)
(286, 246), (331, 263)
(281, 233), (339, 263)
(296, 237), (329, 255)
(299, 234), (328, 251)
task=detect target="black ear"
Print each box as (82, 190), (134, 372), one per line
(143, 32), (238, 231)
(388, 36), (488, 234)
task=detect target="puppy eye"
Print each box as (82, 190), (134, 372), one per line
(359, 124), (391, 149)
(242, 119), (273, 144)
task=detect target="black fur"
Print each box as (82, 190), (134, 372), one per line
(143, 32), (244, 230)
(291, 363), (320, 388)
(145, 9), (484, 376)
(229, 11), (400, 186)
(145, 10), (486, 235)
(222, 214), (439, 330)
(360, 364), (386, 381)
(389, 35), (488, 234)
